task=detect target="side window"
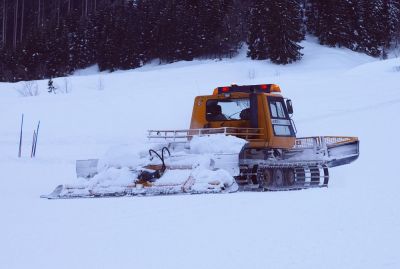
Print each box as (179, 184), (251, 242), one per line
(268, 97), (294, 136)
(206, 99), (250, 121)
(270, 101), (286, 119)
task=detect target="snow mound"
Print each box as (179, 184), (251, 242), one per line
(155, 166), (234, 188)
(87, 167), (134, 187)
(190, 134), (247, 154)
(78, 134), (241, 189)
(191, 167), (234, 188)
(96, 143), (152, 173)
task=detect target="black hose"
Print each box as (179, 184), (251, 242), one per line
(148, 147), (171, 174)
(149, 149), (164, 167)
(161, 147), (171, 172)
(161, 147), (170, 159)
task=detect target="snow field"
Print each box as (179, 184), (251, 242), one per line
(0, 39), (399, 269)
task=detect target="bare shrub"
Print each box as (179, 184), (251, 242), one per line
(97, 76), (105, 91)
(63, 78), (72, 93)
(248, 68), (256, 80)
(56, 78), (72, 94)
(16, 81), (39, 97)
(48, 78), (72, 94)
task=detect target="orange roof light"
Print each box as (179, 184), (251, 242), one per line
(270, 84), (281, 93)
(214, 84), (282, 95)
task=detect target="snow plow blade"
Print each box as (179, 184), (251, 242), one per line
(291, 136), (359, 168)
(326, 140), (359, 168)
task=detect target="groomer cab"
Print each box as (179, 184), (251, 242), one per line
(189, 84), (296, 149)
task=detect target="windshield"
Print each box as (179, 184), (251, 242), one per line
(268, 97), (295, 136)
(206, 99), (250, 121)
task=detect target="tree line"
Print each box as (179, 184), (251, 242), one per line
(0, 0), (399, 82)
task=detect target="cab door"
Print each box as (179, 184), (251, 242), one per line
(264, 95), (296, 149)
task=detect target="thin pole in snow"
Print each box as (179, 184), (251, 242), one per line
(33, 121), (40, 157)
(18, 114), (24, 158)
(31, 131), (36, 158)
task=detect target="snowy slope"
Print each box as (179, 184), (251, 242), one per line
(0, 39), (400, 269)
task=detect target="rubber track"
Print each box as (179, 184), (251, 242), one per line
(238, 164), (329, 191)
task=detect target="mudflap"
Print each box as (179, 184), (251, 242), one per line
(327, 141), (359, 168)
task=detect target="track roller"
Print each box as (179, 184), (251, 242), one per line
(240, 164), (330, 192)
(257, 168), (273, 188)
(284, 168), (295, 186)
(272, 168), (284, 187)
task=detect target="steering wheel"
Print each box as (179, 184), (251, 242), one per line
(227, 111), (241, 120)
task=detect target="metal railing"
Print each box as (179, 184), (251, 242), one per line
(148, 128), (357, 150)
(148, 127), (264, 142)
(294, 136), (358, 149)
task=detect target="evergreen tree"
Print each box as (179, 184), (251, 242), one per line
(308, 0), (362, 52)
(46, 21), (69, 77)
(305, 0), (320, 35)
(205, 0), (239, 58)
(175, 1), (198, 61)
(219, 0), (245, 58)
(156, 1), (180, 62)
(2, 0), (400, 82)
(248, 0), (304, 64)
(247, 0), (269, 60)
(0, 47), (18, 81)
(360, 0), (391, 57)
(387, 0), (400, 48)
(94, 6), (118, 71)
(135, 0), (161, 63)
(334, 0), (360, 50)
(21, 27), (47, 80)
(317, 1), (341, 46)
(114, 1), (141, 69)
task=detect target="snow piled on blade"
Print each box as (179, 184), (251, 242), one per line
(96, 143), (151, 172)
(86, 167), (134, 187)
(189, 134), (247, 154)
(190, 168), (234, 190)
(73, 134), (245, 190)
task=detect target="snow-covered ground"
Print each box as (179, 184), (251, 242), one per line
(0, 39), (399, 269)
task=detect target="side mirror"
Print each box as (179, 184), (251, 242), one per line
(286, 99), (293, 114)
